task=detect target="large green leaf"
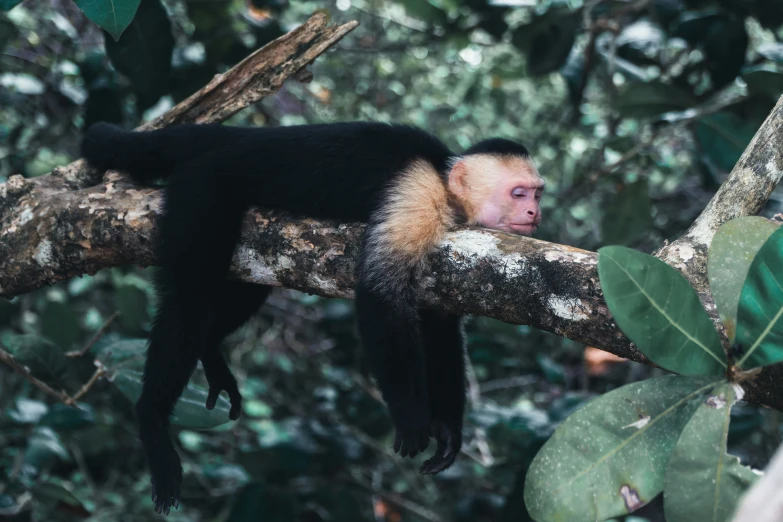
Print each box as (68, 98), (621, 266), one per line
(664, 382), (760, 522)
(112, 369), (231, 429)
(73, 0), (141, 41)
(598, 246), (726, 375)
(736, 227), (783, 368)
(708, 217), (779, 341)
(524, 376), (719, 522)
(614, 81), (695, 119)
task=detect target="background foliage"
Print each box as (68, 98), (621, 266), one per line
(1, 0), (783, 520)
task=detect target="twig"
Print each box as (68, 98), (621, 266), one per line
(0, 343), (72, 403)
(66, 311), (120, 357)
(66, 363), (106, 405)
(0, 342), (106, 406)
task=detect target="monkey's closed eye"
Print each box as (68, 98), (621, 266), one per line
(511, 188), (527, 198)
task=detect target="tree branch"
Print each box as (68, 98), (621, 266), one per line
(1, 17), (782, 410)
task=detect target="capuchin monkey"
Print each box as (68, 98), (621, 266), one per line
(81, 121), (543, 514)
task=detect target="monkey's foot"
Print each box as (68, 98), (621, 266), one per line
(419, 420), (460, 475)
(393, 426), (430, 458)
(149, 448), (183, 515)
(205, 374), (242, 420)
(390, 400), (431, 458)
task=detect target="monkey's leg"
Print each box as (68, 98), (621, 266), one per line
(355, 284), (431, 459)
(135, 163), (248, 515)
(418, 310), (466, 475)
(201, 281), (272, 420)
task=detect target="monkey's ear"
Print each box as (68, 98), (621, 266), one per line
(447, 160), (468, 197)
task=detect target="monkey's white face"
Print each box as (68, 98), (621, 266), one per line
(448, 155), (544, 237)
(475, 168), (543, 236)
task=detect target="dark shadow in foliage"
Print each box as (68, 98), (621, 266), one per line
(104, 0), (174, 114)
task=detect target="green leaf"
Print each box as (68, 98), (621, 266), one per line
(41, 301), (81, 350)
(104, 0), (173, 111)
(664, 383), (760, 522)
(4, 333), (70, 387)
(0, 0), (22, 12)
(736, 227), (783, 368)
(601, 180), (652, 245)
(708, 216), (779, 341)
(31, 479), (91, 515)
(7, 398), (48, 424)
(524, 376), (719, 522)
(74, 0), (141, 41)
(40, 404), (95, 432)
(598, 246), (726, 375)
(112, 369), (231, 429)
(95, 338), (147, 370)
(695, 112), (761, 173)
(614, 81), (695, 119)
(23, 427), (70, 474)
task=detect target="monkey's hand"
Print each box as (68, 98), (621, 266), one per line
(390, 399), (431, 458)
(201, 354), (242, 420)
(419, 420), (461, 475)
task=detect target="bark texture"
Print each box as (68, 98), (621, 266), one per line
(1, 17), (782, 409)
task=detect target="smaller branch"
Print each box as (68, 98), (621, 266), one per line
(66, 363), (107, 405)
(0, 343), (107, 406)
(66, 311), (119, 358)
(0, 343), (72, 403)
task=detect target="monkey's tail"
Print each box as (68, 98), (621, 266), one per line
(80, 122), (216, 184)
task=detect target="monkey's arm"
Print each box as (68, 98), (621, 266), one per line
(355, 283), (430, 456)
(355, 160), (456, 458)
(420, 310), (466, 474)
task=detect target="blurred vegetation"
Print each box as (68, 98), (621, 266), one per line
(1, 0), (783, 520)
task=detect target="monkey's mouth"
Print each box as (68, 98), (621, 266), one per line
(508, 223), (537, 234)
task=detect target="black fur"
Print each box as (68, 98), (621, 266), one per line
(81, 121), (526, 513)
(463, 137), (529, 157)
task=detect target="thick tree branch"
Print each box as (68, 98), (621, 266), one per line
(1, 17), (782, 410)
